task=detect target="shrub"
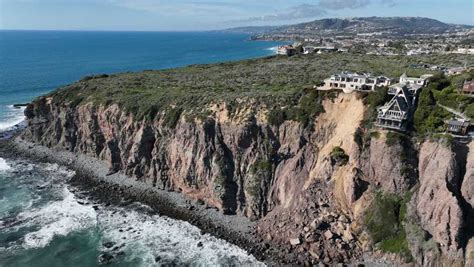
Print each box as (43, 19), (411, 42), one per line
(365, 191), (413, 262)
(250, 160), (272, 174)
(163, 107), (183, 128)
(247, 160), (273, 198)
(267, 108), (286, 126)
(370, 131), (380, 139)
(330, 146), (349, 166)
(386, 131), (401, 146)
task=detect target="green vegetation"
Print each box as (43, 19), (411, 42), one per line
(429, 133), (454, 148)
(330, 146), (349, 166)
(250, 160), (272, 174)
(46, 53), (473, 125)
(414, 70), (474, 136)
(386, 131), (404, 146)
(365, 191), (413, 262)
(268, 89), (326, 126)
(370, 131), (380, 139)
(163, 107), (183, 128)
(247, 160), (273, 198)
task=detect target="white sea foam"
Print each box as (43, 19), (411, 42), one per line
(3, 159), (261, 265)
(266, 46), (278, 53)
(18, 187), (97, 249)
(43, 163), (76, 179)
(98, 208), (264, 266)
(0, 106), (25, 132)
(0, 158), (11, 171)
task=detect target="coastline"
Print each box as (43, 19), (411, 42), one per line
(0, 132), (295, 265)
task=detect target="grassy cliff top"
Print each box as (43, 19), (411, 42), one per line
(47, 52), (473, 120)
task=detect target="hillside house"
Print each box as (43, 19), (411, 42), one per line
(452, 48), (474, 55)
(315, 46), (337, 54)
(446, 119), (470, 135)
(316, 72), (392, 93)
(462, 80), (474, 95)
(375, 86), (414, 132)
(277, 45), (297, 56)
(399, 72), (432, 87)
(445, 67), (466, 76)
(303, 46), (316, 54)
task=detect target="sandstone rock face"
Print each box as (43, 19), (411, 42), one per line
(360, 134), (417, 194)
(411, 142), (465, 263)
(23, 94), (363, 220)
(461, 142), (474, 209)
(23, 93), (474, 265)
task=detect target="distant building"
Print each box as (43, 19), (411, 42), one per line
(445, 67), (466, 76)
(375, 86), (415, 132)
(386, 73), (433, 97)
(303, 46), (316, 54)
(317, 72), (392, 93)
(399, 72), (433, 87)
(446, 119), (470, 135)
(452, 48), (474, 55)
(315, 46), (337, 54)
(462, 80), (474, 95)
(407, 49), (431, 56)
(277, 45), (297, 56)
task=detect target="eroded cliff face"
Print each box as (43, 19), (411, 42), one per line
(23, 93), (473, 265)
(407, 142), (464, 266)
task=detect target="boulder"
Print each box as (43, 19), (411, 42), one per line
(290, 237), (302, 246)
(324, 230), (334, 240)
(342, 229), (353, 242)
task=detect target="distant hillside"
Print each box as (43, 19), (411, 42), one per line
(224, 17), (472, 39)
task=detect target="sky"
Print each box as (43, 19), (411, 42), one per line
(0, 0), (473, 31)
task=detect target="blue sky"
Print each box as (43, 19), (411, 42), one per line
(0, 0), (473, 31)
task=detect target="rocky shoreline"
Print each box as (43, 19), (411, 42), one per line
(0, 134), (298, 265)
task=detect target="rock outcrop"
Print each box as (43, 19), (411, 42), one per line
(360, 133), (417, 194)
(462, 143), (474, 209)
(22, 91), (474, 266)
(409, 141), (466, 265)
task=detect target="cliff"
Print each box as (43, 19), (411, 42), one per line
(19, 53), (474, 265)
(21, 89), (473, 265)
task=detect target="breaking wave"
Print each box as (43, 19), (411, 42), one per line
(0, 159), (263, 266)
(0, 158), (11, 171)
(18, 188), (97, 249)
(266, 46), (279, 53)
(0, 105), (25, 132)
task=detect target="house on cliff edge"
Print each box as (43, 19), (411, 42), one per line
(316, 72), (392, 93)
(375, 85), (415, 132)
(375, 73), (433, 132)
(461, 80), (474, 95)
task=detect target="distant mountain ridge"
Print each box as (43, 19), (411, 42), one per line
(224, 16), (472, 37)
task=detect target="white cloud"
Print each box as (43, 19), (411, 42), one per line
(232, 4), (327, 22)
(319, 0), (395, 10)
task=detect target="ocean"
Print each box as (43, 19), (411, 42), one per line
(0, 30), (284, 266)
(0, 30), (283, 131)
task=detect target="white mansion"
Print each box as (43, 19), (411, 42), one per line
(316, 72), (392, 93)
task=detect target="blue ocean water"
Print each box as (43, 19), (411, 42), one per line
(0, 30), (283, 130)
(0, 159), (263, 266)
(0, 31), (282, 266)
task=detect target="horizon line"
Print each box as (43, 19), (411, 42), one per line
(1, 16), (472, 32)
